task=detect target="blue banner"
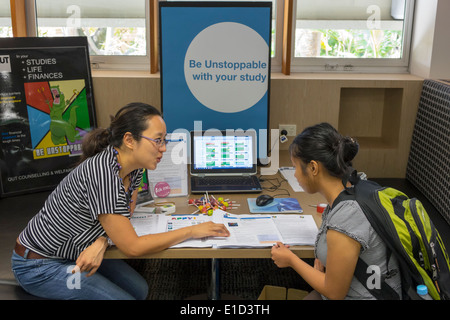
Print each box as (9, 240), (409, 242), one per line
(160, 2), (271, 160)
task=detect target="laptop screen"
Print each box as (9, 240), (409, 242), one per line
(190, 130), (257, 175)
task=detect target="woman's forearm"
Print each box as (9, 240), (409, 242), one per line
(100, 214), (229, 258)
(126, 226), (193, 257)
(288, 255), (327, 296)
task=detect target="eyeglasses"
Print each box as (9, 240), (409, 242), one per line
(139, 135), (169, 147)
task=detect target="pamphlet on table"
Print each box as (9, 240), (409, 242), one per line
(129, 209), (318, 248)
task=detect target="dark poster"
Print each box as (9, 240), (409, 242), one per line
(0, 37), (96, 197)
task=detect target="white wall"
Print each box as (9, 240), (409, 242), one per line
(410, 0), (450, 79)
(429, 0), (450, 79)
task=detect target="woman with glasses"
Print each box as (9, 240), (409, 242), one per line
(11, 102), (230, 300)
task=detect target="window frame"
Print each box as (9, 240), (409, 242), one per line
(271, 0), (284, 72)
(289, 0), (416, 73)
(26, 0), (152, 71)
(23, 0), (283, 72)
(8, 0), (415, 74)
(0, 1), (13, 37)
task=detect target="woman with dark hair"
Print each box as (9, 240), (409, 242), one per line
(11, 102), (230, 300)
(271, 122), (401, 300)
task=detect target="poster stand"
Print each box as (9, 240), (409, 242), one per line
(0, 37), (96, 197)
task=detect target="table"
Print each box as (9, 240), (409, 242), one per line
(104, 151), (326, 299)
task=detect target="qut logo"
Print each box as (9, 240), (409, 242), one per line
(0, 55), (11, 72)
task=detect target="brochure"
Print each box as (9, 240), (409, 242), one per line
(129, 209), (317, 248)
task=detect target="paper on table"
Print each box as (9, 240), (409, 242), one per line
(128, 210), (318, 249)
(279, 167), (304, 192)
(108, 212), (164, 246)
(166, 214), (217, 248)
(130, 212), (165, 237)
(217, 213), (284, 248)
(130, 212), (217, 248)
(271, 214), (318, 246)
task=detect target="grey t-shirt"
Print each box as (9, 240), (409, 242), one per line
(315, 200), (402, 299)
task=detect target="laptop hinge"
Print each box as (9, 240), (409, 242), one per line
(195, 173), (252, 178)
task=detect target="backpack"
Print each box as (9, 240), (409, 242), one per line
(333, 170), (450, 300)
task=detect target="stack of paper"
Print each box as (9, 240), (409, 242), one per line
(129, 210), (318, 248)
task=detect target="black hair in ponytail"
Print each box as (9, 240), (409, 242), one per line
(289, 122), (359, 179)
(79, 102), (161, 163)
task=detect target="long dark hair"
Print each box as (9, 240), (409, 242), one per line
(289, 122), (359, 179)
(79, 102), (161, 163)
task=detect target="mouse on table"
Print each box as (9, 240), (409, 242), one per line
(256, 194), (274, 206)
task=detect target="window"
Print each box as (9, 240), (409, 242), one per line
(34, 0), (149, 70)
(9, 0), (414, 73)
(291, 0), (415, 72)
(0, 1), (13, 37)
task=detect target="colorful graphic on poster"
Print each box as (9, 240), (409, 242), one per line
(24, 80), (90, 159)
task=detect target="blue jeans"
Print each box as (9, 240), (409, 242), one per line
(11, 250), (148, 300)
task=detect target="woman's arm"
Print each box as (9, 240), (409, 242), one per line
(271, 229), (361, 300)
(98, 214), (230, 257)
(72, 236), (109, 277)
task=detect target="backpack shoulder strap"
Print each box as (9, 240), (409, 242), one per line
(333, 168), (365, 207)
(335, 170), (401, 299)
(354, 256), (400, 300)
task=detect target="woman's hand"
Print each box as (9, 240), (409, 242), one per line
(190, 221), (230, 239)
(72, 236), (108, 277)
(271, 242), (296, 268)
(99, 214), (230, 257)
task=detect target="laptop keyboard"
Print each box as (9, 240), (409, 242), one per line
(196, 176), (258, 186)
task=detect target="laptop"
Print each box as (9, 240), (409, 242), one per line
(190, 130), (262, 194)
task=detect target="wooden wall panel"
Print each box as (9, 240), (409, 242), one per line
(91, 72), (423, 178)
(91, 75), (161, 128)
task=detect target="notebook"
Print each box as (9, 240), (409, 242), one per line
(190, 130), (262, 193)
